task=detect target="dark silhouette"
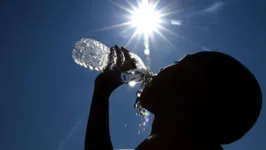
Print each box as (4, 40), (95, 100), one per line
(84, 47), (262, 150)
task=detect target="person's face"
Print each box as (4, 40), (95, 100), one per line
(139, 55), (192, 114)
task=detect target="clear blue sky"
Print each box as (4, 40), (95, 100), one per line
(1, 0), (265, 150)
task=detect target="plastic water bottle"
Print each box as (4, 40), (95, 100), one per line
(72, 38), (148, 84)
(73, 38), (155, 136)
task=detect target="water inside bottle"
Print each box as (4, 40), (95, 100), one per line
(73, 38), (154, 134)
(72, 38), (111, 71)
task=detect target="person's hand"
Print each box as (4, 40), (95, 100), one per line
(94, 46), (137, 95)
(118, 46), (137, 72)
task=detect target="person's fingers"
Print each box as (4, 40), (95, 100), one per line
(113, 45), (124, 71)
(121, 47), (131, 60)
(104, 46), (116, 71)
(121, 46), (130, 52)
(107, 46), (137, 72)
(119, 47), (137, 71)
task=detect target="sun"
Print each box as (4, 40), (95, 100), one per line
(99, 0), (186, 49)
(104, 0), (175, 47)
(129, 0), (162, 35)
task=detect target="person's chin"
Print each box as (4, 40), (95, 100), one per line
(139, 94), (158, 114)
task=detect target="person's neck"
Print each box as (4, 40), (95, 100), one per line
(151, 116), (223, 150)
(149, 133), (222, 150)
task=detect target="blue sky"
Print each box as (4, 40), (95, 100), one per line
(1, 0), (265, 150)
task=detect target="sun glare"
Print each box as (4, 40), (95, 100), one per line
(130, 0), (161, 35)
(105, 0), (178, 47)
(128, 81), (137, 87)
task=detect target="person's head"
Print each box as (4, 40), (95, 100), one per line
(139, 51), (262, 145)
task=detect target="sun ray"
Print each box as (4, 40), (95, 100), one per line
(148, 32), (156, 43)
(157, 25), (186, 41)
(136, 0), (144, 8)
(99, 0), (177, 55)
(159, 8), (184, 17)
(125, 0), (137, 11)
(121, 25), (135, 34)
(96, 21), (132, 31)
(154, 29), (173, 46)
(152, 0), (160, 9)
(125, 31), (140, 47)
(160, 4), (198, 18)
(157, 3), (173, 14)
(130, 0), (162, 35)
(109, 0), (134, 14)
(131, 33), (142, 53)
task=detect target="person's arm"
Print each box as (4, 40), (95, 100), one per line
(84, 46), (137, 150)
(84, 71), (123, 150)
(85, 87), (113, 150)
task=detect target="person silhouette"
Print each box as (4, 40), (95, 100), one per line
(84, 47), (262, 150)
